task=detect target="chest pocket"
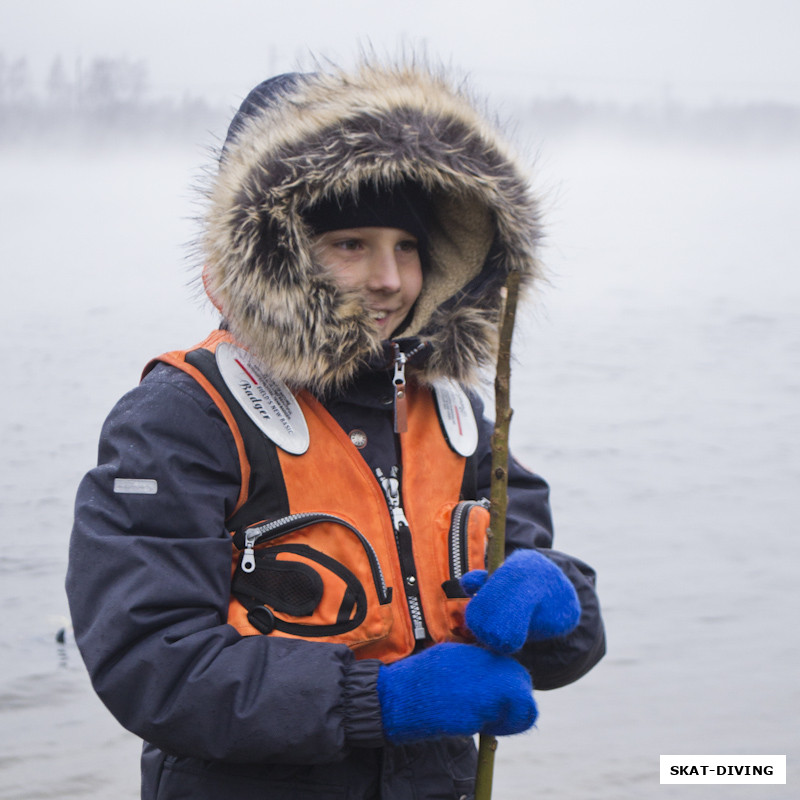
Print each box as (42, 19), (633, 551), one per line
(230, 513), (394, 649)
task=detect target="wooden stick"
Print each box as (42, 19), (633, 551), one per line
(474, 269), (522, 800)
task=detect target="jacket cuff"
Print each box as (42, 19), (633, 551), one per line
(342, 659), (386, 748)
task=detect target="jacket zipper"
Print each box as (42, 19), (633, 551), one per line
(236, 512), (390, 604)
(389, 340), (428, 434)
(448, 498), (490, 580)
(377, 467), (428, 641)
(391, 344), (408, 433)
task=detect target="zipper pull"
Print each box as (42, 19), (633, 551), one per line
(241, 527), (260, 573)
(392, 505), (410, 530)
(392, 345), (408, 433)
(378, 468), (408, 529)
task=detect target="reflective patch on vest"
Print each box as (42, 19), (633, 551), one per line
(114, 478), (158, 495)
(432, 378), (479, 457)
(216, 342), (310, 455)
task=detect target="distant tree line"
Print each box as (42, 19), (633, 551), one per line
(2, 53), (798, 149)
(519, 95), (800, 149)
(0, 54), (227, 146)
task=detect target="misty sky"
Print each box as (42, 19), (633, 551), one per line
(3, 0), (800, 107)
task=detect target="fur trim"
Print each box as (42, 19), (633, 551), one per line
(201, 60), (543, 394)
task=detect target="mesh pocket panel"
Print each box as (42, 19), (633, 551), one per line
(234, 557), (324, 617)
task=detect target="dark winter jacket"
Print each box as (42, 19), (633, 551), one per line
(66, 61), (605, 800)
(69, 357), (603, 799)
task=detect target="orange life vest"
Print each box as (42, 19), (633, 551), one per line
(146, 330), (489, 664)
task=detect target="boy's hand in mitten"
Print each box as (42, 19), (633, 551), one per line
(460, 549), (581, 654)
(377, 642), (536, 743)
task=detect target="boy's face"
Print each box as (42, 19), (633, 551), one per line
(313, 227), (423, 337)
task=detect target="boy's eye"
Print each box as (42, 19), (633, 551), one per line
(397, 239), (418, 252)
(335, 238), (362, 251)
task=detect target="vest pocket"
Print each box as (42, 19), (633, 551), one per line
(441, 499), (490, 594)
(433, 499), (490, 640)
(230, 513), (394, 647)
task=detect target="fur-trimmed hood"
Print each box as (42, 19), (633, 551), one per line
(201, 60), (543, 394)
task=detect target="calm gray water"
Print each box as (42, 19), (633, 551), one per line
(1, 133), (797, 798)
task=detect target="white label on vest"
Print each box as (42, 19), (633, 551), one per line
(432, 378), (479, 457)
(216, 342), (310, 455)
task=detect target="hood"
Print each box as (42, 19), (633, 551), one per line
(201, 60), (543, 395)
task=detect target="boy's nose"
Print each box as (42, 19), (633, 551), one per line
(366, 248), (402, 293)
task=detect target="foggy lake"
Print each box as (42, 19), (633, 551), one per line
(1, 108), (797, 798)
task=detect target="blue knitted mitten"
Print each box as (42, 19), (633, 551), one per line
(377, 642), (537, 744)
(461, 549), (581, 654)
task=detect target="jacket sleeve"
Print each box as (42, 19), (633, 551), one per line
(66, 365), (384, 764)
(470, 393), (606, 690)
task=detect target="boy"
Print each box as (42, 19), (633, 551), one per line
(67, 61), (604, 799)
